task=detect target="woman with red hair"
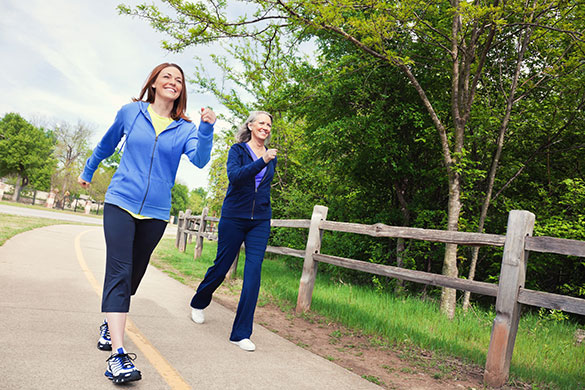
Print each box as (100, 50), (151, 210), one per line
(78, 63), (216, 384)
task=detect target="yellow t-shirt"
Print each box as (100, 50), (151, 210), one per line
(121, 105), (174, 220)
(148, 104), (174, 136)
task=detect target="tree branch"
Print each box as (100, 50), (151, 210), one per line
(493, 94), (585, 200)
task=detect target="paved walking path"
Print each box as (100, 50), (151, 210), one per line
(0, 203), (103, 225)
(0, 223), (380, 389)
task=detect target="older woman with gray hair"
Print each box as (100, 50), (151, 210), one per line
(189, 111), (277, 351)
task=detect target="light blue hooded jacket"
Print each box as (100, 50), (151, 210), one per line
(80, 101), (214, 220)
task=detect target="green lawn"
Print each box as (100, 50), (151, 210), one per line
(0, 213), (77, 246)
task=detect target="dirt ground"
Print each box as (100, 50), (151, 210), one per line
(152, 259), (531, 390)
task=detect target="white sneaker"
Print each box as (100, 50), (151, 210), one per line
(191, 308), (205, 324)
(230, 338), (256, 352)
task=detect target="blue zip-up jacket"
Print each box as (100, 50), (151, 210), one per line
(221, 143), (277, 220)
(80, 101), (214, 220)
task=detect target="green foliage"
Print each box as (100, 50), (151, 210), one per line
(170, 182), (190, 217)
(121, 0), (585, 306)
(187, 187), (208, 214)
(102, 151), (121, 169)
(268, 40), (452, 285)
(206, 132), (231, 216)
(0, 113), (57, 191)
(79, 149), (120, 203)
(537, 308), (569, 324)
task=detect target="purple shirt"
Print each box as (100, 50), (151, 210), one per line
(245, 143), (267, 189)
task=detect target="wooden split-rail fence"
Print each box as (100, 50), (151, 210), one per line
(176, 205), (585, 388)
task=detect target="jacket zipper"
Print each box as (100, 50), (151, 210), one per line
(251, 163), (269, 220)
(244, 146), (257, 220)
(139, 134), (158, 214)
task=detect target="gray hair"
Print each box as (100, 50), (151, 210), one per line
(235, 111), (273, 144)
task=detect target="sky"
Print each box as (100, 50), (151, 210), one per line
(0, 0), (231, 190)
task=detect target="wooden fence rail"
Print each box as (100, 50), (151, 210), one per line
(176, 206), (585, 388)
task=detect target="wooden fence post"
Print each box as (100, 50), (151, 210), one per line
(178, 209), (191, 252)
(194, 207), (208, 260)
(175, 211), (184, 249)
(296, 205), (328, 313)
(484, 210), (535, 387)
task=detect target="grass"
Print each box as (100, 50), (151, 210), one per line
(362, 375), (384, 385)
(0, 213), (78, 246)
(153, 238), (585, 390)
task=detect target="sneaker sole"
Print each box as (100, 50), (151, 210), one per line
(105, 370), (142, 383)
(97, 342), (112, 351)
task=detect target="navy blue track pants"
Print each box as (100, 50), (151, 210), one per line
(101, 203), (167, 312)
(190, 217), (270, 341)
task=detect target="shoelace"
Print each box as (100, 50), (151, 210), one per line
(100, 323), (110, 339)
(107, 352), (138, 369)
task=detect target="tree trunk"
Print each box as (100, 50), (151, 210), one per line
(395, 237), (405, 294)
(440, 171), (462, 319)
(438, 0), (465, 320)
(11, 175), (22, 202)
(463, 246), (481, 311)
(463, 8), (535, 310)
(393, 179), (410, 294)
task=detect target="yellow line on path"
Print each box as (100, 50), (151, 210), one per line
(75, 229), (192, 390)
(74, 230), (103, 296)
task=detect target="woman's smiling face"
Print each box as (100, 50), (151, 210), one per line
(249, 113), (272, 142)
(152, 66), (183, 103)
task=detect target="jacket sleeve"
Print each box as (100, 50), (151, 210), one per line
(226, 145), (268, 186)
(184, 120), (214, 168)
(80, 106), (126, 182)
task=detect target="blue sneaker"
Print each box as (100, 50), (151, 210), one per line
(97, 320), (112, 351)
(105, 347), (142, 383)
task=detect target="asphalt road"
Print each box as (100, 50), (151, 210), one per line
(0, 216), (380, 389)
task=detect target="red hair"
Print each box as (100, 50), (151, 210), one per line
(133, 63), (191, 122)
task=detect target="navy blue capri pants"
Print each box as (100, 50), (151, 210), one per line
(101, 203), (167, 312)
(190, 217), (270, 341)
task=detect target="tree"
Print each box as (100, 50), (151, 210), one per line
(269, 42), (448, 286)
(85, 153), (121, 204)
(51, 120), (93, 208)
(188, 187), (208, 214)
(171, 182), (190, 217)
(121, 0), (585, 317)
(206, 132), (231, 216)
(0, 113), (57, 200)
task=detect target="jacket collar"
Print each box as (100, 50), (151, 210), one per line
(236, 142), (253, 160)
(138, 101), (183, 130)
(237, 142), (276, 170)
(238, 141), (267, 159)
